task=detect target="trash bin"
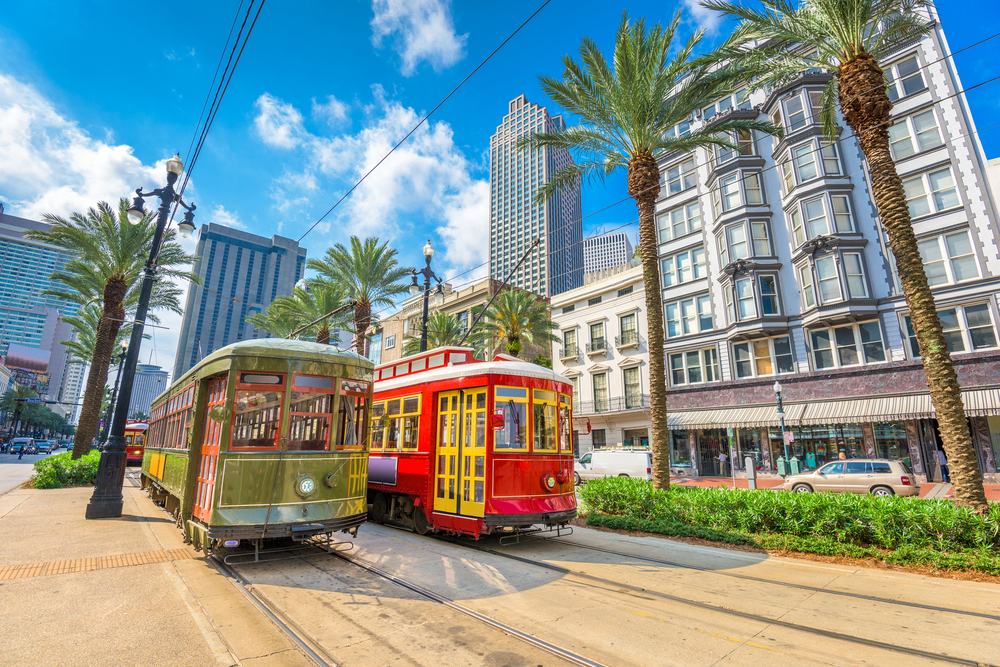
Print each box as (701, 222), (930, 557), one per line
(776, 456), (786, 477)
(789, 457), (801, 475)
(745, 456), (757, 490)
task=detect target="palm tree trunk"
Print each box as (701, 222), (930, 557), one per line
(354, 301), (371, 357)
(629, 152), (670, 490)
(317, 326), (330, 345)
(838, 54), (988, 513)
(72, 279), (127, 460)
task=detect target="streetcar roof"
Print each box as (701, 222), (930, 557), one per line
(374, 346), (568, 393)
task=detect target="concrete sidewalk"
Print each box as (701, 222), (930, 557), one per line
(672, 475), (1000, 501)
(0, 480), (312, 667)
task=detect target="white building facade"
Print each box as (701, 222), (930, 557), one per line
(654, 9), (1000, 482)
(489, 94), (583, 297)
(552, 264), (662, 464)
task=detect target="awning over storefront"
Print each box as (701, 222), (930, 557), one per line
(665, 387), (1000, 430)
(667, 403), (806, 430)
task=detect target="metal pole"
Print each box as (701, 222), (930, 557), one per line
(777, 390), (790, 461)
(99, 353), (126, 444)
(86, 175), (174, 519)
(419, 263), (432, 353)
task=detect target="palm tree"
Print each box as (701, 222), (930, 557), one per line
(307, 237), (411, 355)
(402, 312), (467, 356)
(519, 12), (777, 489)
(477, 290), (559, 359)
(1, 385), (39, 436)
(61, 305), (142, 367)
(26, 199), (196, 459)
(701, 0), (987, 513)
(269, 280), (349, 344)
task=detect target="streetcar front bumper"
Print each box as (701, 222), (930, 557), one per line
(484, 508), (577, 528)
(204, 511), (367, 540)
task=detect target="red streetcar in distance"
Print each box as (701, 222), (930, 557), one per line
(368, 346), (577, 539)
(125, 420), (149, 464)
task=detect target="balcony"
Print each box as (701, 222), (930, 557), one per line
(576, 393), (650, 415)
(559, 346), (581, 362)
(615, 330), (640, 350)
(585, 339), (607, 356)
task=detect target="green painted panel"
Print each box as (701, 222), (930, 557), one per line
(163, 452), (190, 497)
(216, 452), (366, 510)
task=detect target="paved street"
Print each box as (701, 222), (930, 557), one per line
(0, 451), (56, 496)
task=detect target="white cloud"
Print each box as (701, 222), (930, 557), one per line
(370, 0), (467, 76)
(0, 72), (196, 378)
(253, 92), (306, 148)
(209, 204), (246, 230)
(681, 0), (723, 35)
(251, 89), (488, 280)
(312, 95), (351, 129)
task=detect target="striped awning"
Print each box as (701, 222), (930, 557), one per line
(667, 403), (806, 430)
(665, 387), (1000, 430)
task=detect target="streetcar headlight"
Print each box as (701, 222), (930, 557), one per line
(542, 473), (557, 491)
(295, 475), (317, 497)
(223, 540), (239, 548)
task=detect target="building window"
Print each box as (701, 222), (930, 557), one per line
(384, 334), (396, 349)
(623, 367), (642, 408)
(725, 274), (780, 322)
(713, 172), (763, 216)
(717, 130), (755, 163)
(665, 294), (713, 338)
(887, 55), (927, 101)
(783, 95), (807, 132)
(759, 275), (780, 315)
(814, 255), (841, 303)
(670, 347), (721, 386)
(588, 296), (602, 306)
(589, 322), (605, 351)
(593, 373), (609, 412)
(843, 252), (868, 298)
(662, 158), (697, 196)
(793, 143), (818, 182)
(903, 168), (960, 218)
(657, 201), (702, 242)
(751, 222), (771, 256)
(562, 304), (575, 314)
(619, 313), (638, 345)
(917, 230), (979, 286)
(592, 428), (607, 449)
(562, 329), (577, 357)
(888, 109), (944, 159)
(810, 321), (886, 369)
(733, 336), (793, 378)
(800, 265), (815, 308)
(617, 285), (634, 297)
(661, 246), (707, 287)
(790, 194), (855, 246)
(905, 304), (999, 357)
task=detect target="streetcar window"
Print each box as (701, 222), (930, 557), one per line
(429, 353), (446, 367)
(387, 399), (401, 415)
(231, 390), (283, 450)
(294, 375), (334, 390)
(411, 358), (426, 372)
(533, 390), (558, 452)
(371, 402), (385, 451)
(240, 373), (283, 386)
(336, 380), (372, 452)
(559, 394), (573, 453)
(403, 397), (419, 413)
(287, 393), (333, 452)
(494, 386), (528, 450)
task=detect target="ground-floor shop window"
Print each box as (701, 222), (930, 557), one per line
(592, 428), (606, 449)
(670, 430), (692, 466)
(736, 428), (763, 470)
(695, 428), (728, 475)
(873, 421), (906, 460)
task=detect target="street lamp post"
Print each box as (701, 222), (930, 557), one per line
(408, 240), (444, 353)
(86, 154), (196, 519)
(99, 343), (129, 444)
(774, 380), (790, 475)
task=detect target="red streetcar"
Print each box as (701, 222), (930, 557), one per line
(367, 346), (577, 539)
(125, 420), (149, 464)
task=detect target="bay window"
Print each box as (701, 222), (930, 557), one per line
(886, 55), (927, 101)
(810, 321), (886, 369)
(661, 246), (706, 287)
(657, 201), (702, 242)
(800, 265), (815, 308)
(751, 222), (771, 256)
(888, 109), (944, 159)
(717, 130), (755, 163)
(712, 172), (764, 215)
(665, 294), (713, 338)
(733, 336), (794, 378)
(670, 347), (721, 386)
(725, 274), (781, 323)
(904, 304), (999, 357)
(843, 253), (868, 298)
(815, 255), (841, 303)
(789, 194), (856, 246)
(917, 230), (979, 286)
(903, 168), (960, 218)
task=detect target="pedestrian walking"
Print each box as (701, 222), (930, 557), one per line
(717, 452), (728, 476)
(18, 444), (25, 460)
(934, 449), (950, 483)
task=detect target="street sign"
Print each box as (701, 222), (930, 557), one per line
(784, 431), (795, 444)
(23, 398), (42, 403)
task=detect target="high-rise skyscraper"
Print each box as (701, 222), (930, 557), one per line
(584, 232), (634, 274)
(172, 223), (307, 380)
(489, 94), (583, 297)
(109, 362), (168, 418)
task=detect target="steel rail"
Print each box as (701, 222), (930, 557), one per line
(326, 547), (607, 667)
(211, 555), (341, 667)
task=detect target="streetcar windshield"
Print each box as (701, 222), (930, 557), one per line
(336, 379), (371, 452)
(494, 386), (527, 449)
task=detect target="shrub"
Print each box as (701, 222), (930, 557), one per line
(30, 450), (101, 489)
(579, 477), (1000, 572)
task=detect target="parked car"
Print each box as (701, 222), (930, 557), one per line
(8, 437), (35, 455)
(575, 449), (652, 485)
(35, 440), (54, 454)
(782, 459), (919, 497)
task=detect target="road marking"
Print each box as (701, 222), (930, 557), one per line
(0, 548), (194, 581)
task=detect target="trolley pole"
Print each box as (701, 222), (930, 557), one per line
(87, 155), (196, 519)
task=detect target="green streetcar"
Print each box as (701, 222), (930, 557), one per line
(140, 339), (373, 554)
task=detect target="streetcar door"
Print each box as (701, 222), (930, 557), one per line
(435, 391), (461, 513)
(193, 375), (227, 523)
(460, 389), (488, 518)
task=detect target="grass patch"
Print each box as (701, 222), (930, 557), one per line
(580, 477), (1000, 575)
(29, 450), (101, 489)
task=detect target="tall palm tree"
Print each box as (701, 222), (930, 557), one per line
(520, 12), (777, 489)
(269, 280), (349, 344)
(307, 237), (411, 355)
(701, 0), (987, 513)
(402, 311), (467, 356)
(26, 199), (196, 459)
(61, 305), (140, 366)
(478, 290), (559, 359)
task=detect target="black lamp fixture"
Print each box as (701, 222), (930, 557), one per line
(409, 240), (443, 353)
(87, 154), (196, 519)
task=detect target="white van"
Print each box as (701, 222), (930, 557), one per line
(575, 450), (652, 485)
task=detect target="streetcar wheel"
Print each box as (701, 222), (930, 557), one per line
(370, 494), (386, 524)
(413, 507), (430, 535)
(574, 472), (582, 486)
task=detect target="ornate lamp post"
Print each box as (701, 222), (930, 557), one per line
(408, 240), (444, 353)
(86, 154), (196, 519)
(99, 343), (129, 444)
(774, 380), (791, 475)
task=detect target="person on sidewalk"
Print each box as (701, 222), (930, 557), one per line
(934, 449), (950, 483)
(717, 452), (728, 476)
(18, 444), (25, 460)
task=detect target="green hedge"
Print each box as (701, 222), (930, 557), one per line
(579, 477), (1000, 574)
(30, 450), (101, 489)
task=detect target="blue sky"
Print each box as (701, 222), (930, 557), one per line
(1, 0), (999, 376)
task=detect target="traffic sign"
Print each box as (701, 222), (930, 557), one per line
(23, 398), (42, 403)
